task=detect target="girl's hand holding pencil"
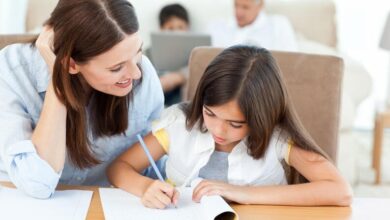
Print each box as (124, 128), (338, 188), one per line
(136, 134), (179, 209)
(141, 180), (179, 209)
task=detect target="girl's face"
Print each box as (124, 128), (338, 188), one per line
(72, 32), (143, 97)
(203, 99), (249, 149)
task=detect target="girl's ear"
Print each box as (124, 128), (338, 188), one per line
(68, 57), (80, 75)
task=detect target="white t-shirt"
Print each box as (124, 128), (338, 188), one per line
(152, 104), (292, 187)
(207, 11), (297, 52)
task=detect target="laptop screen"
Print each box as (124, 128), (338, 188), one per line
(150, 32), (211, 72)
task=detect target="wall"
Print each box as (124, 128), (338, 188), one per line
(0, 0), (28, 34)
(336, 0), (390, 128)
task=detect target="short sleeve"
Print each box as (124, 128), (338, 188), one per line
(133, 55), (164, 137)
(274, 128), (292, 165)
(142, 55), (164, 122)
(151, 104), (185, 153)
(284, 139), (293, 165)
(153, 128), (169, 152)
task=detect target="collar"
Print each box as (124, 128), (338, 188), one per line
(193, 131), (215, 154)
(193, 130), (248, 155)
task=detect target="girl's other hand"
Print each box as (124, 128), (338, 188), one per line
(192, 180), (242, 203)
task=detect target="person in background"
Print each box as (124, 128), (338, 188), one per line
(208, 0), (297, 51)
(146, 3), (190, 106)
(159, 3), (189, 32)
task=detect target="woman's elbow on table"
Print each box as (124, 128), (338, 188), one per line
(9, 169), (57, 199)
(21, 183), (56, 199)
(7, 152), (60, 199)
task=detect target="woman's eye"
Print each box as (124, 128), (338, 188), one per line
(110, 66), (123, 73)
(230, 123), (243, 129)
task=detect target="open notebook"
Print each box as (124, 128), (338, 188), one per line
(99, 186), (238, 220)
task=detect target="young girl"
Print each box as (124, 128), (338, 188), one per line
(107, 45), (352, 209)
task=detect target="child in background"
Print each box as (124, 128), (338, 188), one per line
(147, 4), (190, 106)
(159, 3), (189, 32)
(108, 45), (352, 209)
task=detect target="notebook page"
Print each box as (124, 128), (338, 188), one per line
(200, 193), (237, 220)
(99, 187), (237, 220)
(0, 186), (93, 220)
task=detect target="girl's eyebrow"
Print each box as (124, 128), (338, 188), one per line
(203, 106), (246, 124)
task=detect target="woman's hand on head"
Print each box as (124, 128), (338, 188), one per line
(36, 25), (56, 73)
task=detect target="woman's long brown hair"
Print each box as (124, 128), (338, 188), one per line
(43, 0), (140, 169)
(184, 45), (329, 184)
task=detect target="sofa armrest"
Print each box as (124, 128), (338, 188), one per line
(343, 59), (372, 106)
(297, 35), (372, 130)
(0, 34), (37, 50)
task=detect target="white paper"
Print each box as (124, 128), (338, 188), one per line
(0, 186), (93, 220)
(99, 187), (237, 220)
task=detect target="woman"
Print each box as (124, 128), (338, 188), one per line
(0, 0), (164, 198)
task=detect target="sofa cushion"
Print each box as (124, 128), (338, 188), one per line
(0, 34), (37, 50)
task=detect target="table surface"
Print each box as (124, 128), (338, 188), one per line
(2, 182), (390, 220)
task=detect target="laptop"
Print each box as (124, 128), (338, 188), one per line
(150, 32), (211, 72)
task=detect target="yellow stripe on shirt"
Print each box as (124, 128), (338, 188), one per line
(153, 128), (170, 153)
(285, 139), (293, 165)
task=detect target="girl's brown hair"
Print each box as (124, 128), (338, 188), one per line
(45, 0), (140, 168)
(185, 45), (329, 183)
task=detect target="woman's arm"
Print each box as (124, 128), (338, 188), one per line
(31, 26), (67, 172)
(193, 146), (353, 206)
(0, 27), (64, 198)
(107, 132), (178, 209)
(31, 81), (67, 172)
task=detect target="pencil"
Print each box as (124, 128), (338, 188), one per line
(136, 134), (177, 208)
(136, 134), (165, 181)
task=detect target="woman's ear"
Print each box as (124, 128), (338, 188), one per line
(68, 58), (80, 75)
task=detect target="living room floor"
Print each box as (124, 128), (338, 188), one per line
(338, 129), (390, 197)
